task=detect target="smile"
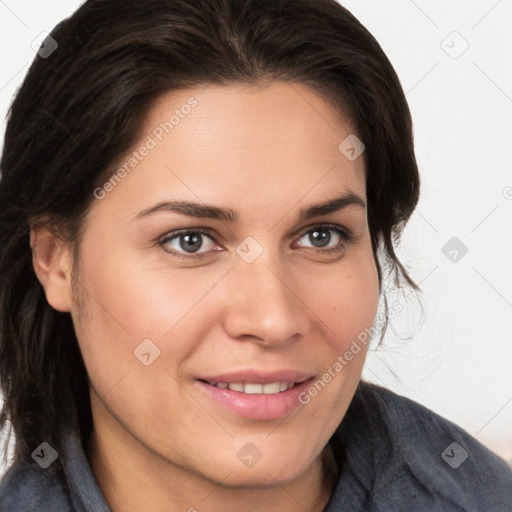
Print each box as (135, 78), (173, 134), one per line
(196, 377), (315, 420)
(208, 381), (295, 394)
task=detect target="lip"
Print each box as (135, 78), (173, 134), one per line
(198, 369), (315, 385)
(196, 373), (316, 420)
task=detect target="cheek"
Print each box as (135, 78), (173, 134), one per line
(70, 242), (232, 391)
(302, 252), (380, 352)
(290, 252), (379, 450)
(75, 240), (223, 336)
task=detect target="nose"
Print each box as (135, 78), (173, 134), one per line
(220, 252), (310, 347)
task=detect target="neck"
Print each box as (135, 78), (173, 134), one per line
(86, 414), (337, 512)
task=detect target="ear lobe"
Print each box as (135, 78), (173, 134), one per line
(30, 229), (73, 312)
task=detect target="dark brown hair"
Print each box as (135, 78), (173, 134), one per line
(0, 0), (420, 467)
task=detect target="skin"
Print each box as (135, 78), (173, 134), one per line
(31, 81), (380, 512)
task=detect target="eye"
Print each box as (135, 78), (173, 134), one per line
(295, 225), (351, 253)
(158, 224), (353, 260)
(160, 229), (218, 257)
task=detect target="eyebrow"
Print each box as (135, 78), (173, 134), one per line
(134, 191), (366, 223)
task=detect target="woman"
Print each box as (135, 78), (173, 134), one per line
(0, 0), (510, 510)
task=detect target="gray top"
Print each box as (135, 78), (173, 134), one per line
(1, 381), (511, 511)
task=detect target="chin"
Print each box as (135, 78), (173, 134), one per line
(224, 465), (305, 488)
(206, 447), (312, 488)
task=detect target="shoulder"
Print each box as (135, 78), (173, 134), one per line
(332, 381), (512, 511)
(0, 459), (74, 511)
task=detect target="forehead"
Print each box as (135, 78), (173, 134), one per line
(145, 80), (358, 163)
(97, 81), (366, 221)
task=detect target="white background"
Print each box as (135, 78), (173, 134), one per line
(0, 0), (511, 477)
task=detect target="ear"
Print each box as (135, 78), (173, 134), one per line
(30, 228), (74, 312)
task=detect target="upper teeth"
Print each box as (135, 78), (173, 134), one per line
(211, 382), (294, 394)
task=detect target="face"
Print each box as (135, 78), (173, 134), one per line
(66, 81), (380, 486)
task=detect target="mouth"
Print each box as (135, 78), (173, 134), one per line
(200, 380), (299, 394)
(195, 371), (315, 420)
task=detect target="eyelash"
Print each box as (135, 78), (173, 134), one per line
(158, 224), (354, 260)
